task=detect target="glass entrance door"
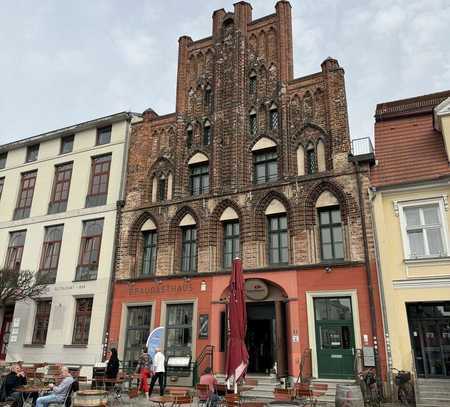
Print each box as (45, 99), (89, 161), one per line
(407, 302), (450, 378)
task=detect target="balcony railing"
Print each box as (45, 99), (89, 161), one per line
(350, 137), (375, 163)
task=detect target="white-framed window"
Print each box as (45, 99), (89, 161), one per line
(398, 198), (449, 259)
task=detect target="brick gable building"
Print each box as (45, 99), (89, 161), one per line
(108, 1), (385, 383)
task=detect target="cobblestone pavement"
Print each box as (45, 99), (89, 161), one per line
(113, 394), (402, 406)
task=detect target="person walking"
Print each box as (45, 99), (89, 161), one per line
(35, 367), (74, 407)
(148, 347), (165, 397)
(106, 348), (120, 379)
(136, 346), (151, 398)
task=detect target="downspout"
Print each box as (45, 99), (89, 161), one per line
(101, 114), (133, 361)
(369, 186), (393, 393)
(354, 161), (381, 380)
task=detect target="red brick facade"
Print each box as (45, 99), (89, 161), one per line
(109, 1), (386, 381)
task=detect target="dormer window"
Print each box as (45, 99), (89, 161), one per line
(249, 109), (257, 136)
(203, 120), (212, 146)
(269, 103), (279, 130)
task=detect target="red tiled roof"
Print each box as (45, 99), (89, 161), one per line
(371, 99), (450, 188)
(375, 90), (450, 121)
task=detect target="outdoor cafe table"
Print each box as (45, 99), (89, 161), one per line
(149, 395), (174, 407)
(16, 385), (50, 405)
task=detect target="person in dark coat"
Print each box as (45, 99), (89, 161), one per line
(105, 348), (120, 379)
(4, 364), (27, 407)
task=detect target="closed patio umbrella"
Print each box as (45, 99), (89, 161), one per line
(225, 258), (249, 390)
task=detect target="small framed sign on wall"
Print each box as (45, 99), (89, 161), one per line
(199, 314), (209, 339)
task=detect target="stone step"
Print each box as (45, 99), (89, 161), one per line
(416, 399), (450, 407)
(418, 390), (450, 397)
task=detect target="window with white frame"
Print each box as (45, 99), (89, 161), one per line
(400, 200), (448, 259)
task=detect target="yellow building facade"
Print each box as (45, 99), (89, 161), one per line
(371, 92), (450, 383)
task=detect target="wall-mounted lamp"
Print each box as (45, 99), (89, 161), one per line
(324, 266), (332, 273)
(200, 280), (207, 292)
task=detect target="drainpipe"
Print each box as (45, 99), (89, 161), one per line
(354, 161), (381, 380)
(369, 186), (394, 395)
(101, 114), (133, 361)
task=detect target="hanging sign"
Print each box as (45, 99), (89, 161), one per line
(245, 279), (269, 301)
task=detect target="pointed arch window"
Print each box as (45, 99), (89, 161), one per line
(188, 153), (209, 196)
(158, 175), (166, 201)
(203, 120), (212, 146)
(204, 85), (212, 110)
(220, 207), (240, 269)
(265, 200), (288, 265)
(269, 103), (279, 130)
(306, 143), (316, 175)
(249, 109), (257, 136)
(140, 219), (157, 276)
(249, 71), (257, 95)
(186, 124), (193, 149)
(319, 207), (344, 261)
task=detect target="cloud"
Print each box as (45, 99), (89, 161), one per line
(0, 0), (449, 145)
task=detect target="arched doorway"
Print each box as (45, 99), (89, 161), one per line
(220, 278), (288, 376)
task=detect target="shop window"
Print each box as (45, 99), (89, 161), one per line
(60, 135), (74, 154)
(268, 214), (288, 264)
(400, 201), (447, 259)
(14, 170), (37, 220)
(75, 218), (104, 281)
(165, 303), (193, 357)
(223, 221), (240, 268)
(39, 225), (64, 284)
(32, 300), (52, 345)
(72, 298), (93, 345)
(96, 125), (112, 145)
(5, 230), (26, 271)
(48, 162), (73, 214)
(124, 306), (152, 369)
(26, 144), (39, 163)
(254, 148), (278, 184)
(319, 207), (344, 261)
(141, 230), (157, 276)
(181, 226), (197, 273)
(86, 154), (111, 207)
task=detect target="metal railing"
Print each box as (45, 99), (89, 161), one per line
(193, 345), (215, 385)
(351, 137), (374, 157)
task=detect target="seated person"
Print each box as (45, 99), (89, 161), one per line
(4, 364), (27, 407)
(199, 368), (219, 406)
(36, 367), (74, 407)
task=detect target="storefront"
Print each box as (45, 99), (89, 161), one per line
(109, 262), (383, 381)
(408, 302), (450, 378)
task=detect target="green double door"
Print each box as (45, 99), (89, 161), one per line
(314, 297), (355, 379)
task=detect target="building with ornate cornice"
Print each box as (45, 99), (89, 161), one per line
(108, 1), (385, 385)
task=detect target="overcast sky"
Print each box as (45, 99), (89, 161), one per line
(1, 0), (449, 146)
